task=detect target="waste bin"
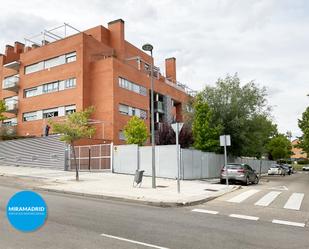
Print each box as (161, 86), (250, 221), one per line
(133, 170), (144, 187)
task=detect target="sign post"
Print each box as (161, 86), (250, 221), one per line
(172, 122), (184, 193)
(220, 135), (231, 187)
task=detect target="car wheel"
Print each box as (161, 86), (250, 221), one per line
(244, 176), (250, 186)
(254, 176), (259, 184)
(220, 179), (225, 184)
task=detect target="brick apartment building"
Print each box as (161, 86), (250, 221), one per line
(0, 19), (193, 144)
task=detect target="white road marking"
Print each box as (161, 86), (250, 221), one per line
(100, 233), (169, 249)
(192, 209), (219, 214)
(272, 219), (305, 227)
(269, 186), (288, 191)
(255, 191), (281, 207)
(284, 193), (304, 210)
(227, 189), (260, 203)
(229, 214), (259, 221)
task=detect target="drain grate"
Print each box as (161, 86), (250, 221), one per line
(157, 185), (168, 188)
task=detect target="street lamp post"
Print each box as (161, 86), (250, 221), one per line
(142, 43), (156, 189)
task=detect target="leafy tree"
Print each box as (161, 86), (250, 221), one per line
(50, 107), (95, 181)
(0, 100), (6, 122)
(266, 134), (292, 160)
(192, 94), (222, 152)
(298, 107), (309, 154)
(155, 123), (193, 148)
(124, 116), (148, 146)
(199, 73), (275, 156)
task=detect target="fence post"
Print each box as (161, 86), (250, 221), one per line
(88, 146), (91, 171)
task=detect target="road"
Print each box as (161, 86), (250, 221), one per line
(0, 172), (309, 249)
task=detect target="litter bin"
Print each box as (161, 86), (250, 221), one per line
(133, 170), (144, 187)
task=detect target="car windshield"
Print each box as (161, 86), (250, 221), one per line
(270, 164), (280, 168)
(227, 164), (243, 169)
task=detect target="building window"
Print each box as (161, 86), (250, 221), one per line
(24, 51), (76, 75)
(44, 56), (64, 69)
(119, 131), (126, 141)
(65, 78), (76, 89)
(65, 105), (76, 115)
(43, 82), (59, 93)
(24, 62), (44, 74)
(23, 112), (38, 122)
(119, 104), (147, 119)
(65, 52), (77, 63)
(2, 118), (17, 126)
(119, 104), (129, 115)
(43, 108), (59, 118)
(144, 63), (150, 71)
(118, 77), (147, 96)
(24, 87), (38, 98)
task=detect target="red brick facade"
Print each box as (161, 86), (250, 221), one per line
(0, 19), (190, 144)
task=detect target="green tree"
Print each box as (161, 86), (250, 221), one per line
(298, 107), (309, 154)
(266, 134), (292, 160)
(192, 94), (222, 152)
(124, 116), (148, 146)
(0, 100), (6, 121)
(199, 73), (275, 156)
(50, 107), (96, 181)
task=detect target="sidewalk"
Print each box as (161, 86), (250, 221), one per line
(0, 165), (240, 207)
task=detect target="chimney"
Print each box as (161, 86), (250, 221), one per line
(14, 41), (25, 54)
(165, 57), (177, 83)
(108, 19), (125, 60)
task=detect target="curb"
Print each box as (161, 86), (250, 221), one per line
(33, 185), (241, 208)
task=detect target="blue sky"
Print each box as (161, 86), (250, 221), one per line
(0, 0), (308, 138)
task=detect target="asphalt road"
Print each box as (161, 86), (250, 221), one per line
(0, 172), (309, 249)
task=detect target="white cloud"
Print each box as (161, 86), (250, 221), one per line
(0, 0), (308, 138)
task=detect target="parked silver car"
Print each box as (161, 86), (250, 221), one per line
(220, 163), (259, 185)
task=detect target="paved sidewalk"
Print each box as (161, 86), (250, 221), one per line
(0, 165), (239, 207)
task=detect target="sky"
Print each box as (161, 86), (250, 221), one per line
(0, 0), (308, 138)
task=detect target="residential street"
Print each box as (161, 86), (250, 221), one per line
(0, 172), (309, 249)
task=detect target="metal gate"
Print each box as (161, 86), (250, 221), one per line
(69, 144), (112, 171)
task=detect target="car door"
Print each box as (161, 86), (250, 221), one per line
(246, 165), (255, 181)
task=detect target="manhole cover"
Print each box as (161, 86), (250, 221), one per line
(204, 189), (218, 192)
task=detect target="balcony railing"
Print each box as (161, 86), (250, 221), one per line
(2, 75), (19, 92)
(5, 99), (18, 114)
(3, 61), (20, 71)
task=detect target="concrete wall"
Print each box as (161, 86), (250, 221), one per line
(113, 145), (276, 179)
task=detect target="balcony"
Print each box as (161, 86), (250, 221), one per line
(2, 75), (19, 92)
(3, 61), (20, 71)
(154, 101), (164, 113)
(0, 125), (17, 136)
(5, 99), (18, 114)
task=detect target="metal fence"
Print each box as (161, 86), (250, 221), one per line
(113, 145), (276, 179)
(0, 135), (66, 170)
(69, 144), (112, 171)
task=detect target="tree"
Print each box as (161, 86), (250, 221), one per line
(124, 116), (148, 146)
(192, 94), (222, 152)
(266, 134), (292, 160)
(155, 123), (194, 148)
(50, 107), (95, 181)
(298, 107), (309, 154)
(199, 73), (275, 156)
(0, 100), (6, 122)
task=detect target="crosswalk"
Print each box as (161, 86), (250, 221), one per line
(226, 189), (305, 211)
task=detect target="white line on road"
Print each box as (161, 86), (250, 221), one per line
(272, 219), (305, 228)
(229, 214), (259, 221)
(227, 189), (260, 203)
(192, 209), (219, 214)
(100, 233), (170, 249)
(284, 193), (304, 210)
(255, 191), (281, 207)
